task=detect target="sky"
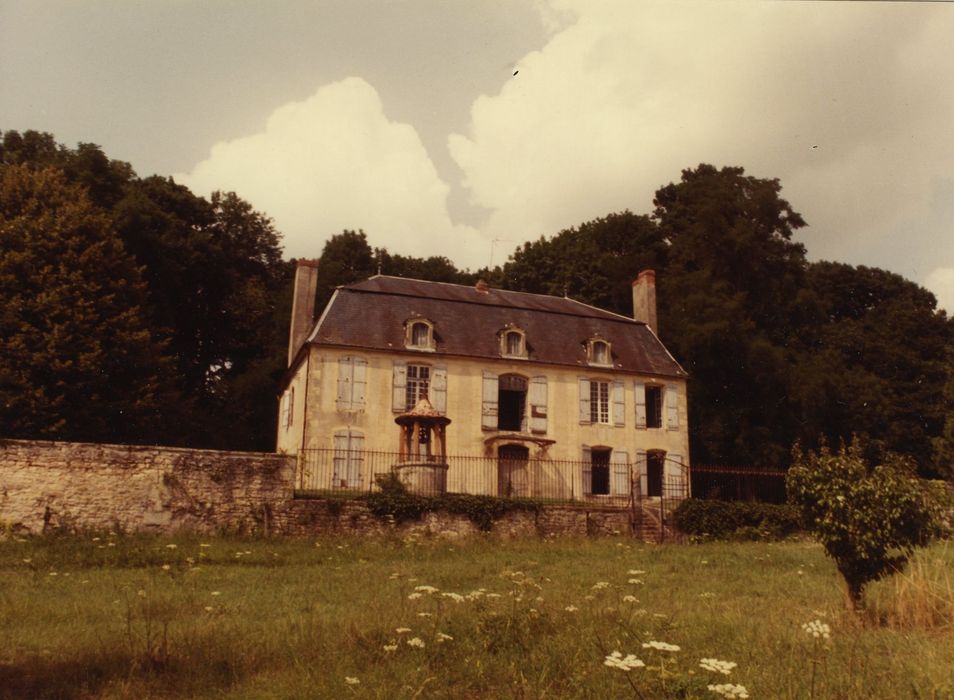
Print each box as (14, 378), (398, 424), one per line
(2, 0), (953, 313)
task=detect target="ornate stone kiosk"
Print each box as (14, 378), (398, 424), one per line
(393, 399), (451, 495)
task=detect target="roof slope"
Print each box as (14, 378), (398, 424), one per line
(308, 276), (686, 378)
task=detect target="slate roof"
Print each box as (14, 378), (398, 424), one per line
(306, 275), (687, 378)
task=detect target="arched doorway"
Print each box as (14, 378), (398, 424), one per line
(497, 444), (529, 497)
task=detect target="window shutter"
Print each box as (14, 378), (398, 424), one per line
(481, 371), (498, 430)
(582, 445), (592, 495)
(347, 433), (365, 488)
(611, 449), (629, 496)
(666, 385), (679, 429)
(612, 381), (625, 426)
(635, 450), (648, 498)
(332, 430), (349, 485)
(431, 365), (448, 414)
(578, 378), (592, 424)
(352, 358), (367, 410)
(336, 357), (353, 410)
(669, 453), (685, 498)
(392, 361), (407, 412)
(529, 376), (548, 434)
(634, 381), (647, 429)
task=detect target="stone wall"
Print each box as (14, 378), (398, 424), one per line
(0, 439), (294, 534)
(0, 439), (638, 539)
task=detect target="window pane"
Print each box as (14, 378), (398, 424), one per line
(411, 322), (429, 346)
(405, 364), (430, 407)
(590, 381), (610, 423)
(593, 342), (608, 364)
(506, 331), (522, 355)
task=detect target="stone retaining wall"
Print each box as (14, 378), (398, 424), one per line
(0, 439), (636, 539)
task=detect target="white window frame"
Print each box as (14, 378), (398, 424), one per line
(590, 379), (610, 424)
(406, 363), (430, 408)
(587, 338), (612, 367)
(405, 318), (436, 351)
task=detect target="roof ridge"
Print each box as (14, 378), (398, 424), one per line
(346, 275), (642, 324)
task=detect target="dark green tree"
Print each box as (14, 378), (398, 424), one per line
(0, 165), (175, 442)
(313, 230), (378, 310)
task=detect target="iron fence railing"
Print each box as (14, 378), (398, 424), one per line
(295, 448), (691, 504)
(689, 464), (788, 504)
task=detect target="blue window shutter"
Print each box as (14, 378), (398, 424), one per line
(392, 361), (407, 412)
(634, 381), (647, 429)
(481, 371), (498, 430)
(432, 365), (448, 414)
(579, 378), (592, 424)
(611, 449), (629, 495)
(582, 445), (592, 494)
(666, 385), (679, 429)
(612, 381), (625, 426)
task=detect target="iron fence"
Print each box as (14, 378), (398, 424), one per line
(688, 464), (788, 504)
(295, 448), (691, 505)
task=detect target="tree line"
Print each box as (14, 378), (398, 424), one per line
(1, 131), (951, 475)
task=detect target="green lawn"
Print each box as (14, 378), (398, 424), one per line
(1, 533), (952, 699)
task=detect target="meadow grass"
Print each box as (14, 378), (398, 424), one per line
(1, 532), (952, 699)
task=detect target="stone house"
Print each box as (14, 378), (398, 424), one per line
(277, 263), (689, 502)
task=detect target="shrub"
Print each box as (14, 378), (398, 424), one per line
(672, 499), (801, 540)
(786, 439), (948, 611)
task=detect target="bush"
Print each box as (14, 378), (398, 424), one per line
(672, 498), (801, 540)
(786, 440), (948, 610)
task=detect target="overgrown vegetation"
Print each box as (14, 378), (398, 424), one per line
(672, 498), (802, 541)
(364, 473), (541, 530)
(2, 534), (952, 699)
(786, 440), (950, 610)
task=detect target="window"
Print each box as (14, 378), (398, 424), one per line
(646, 385), (663, 428)
(332, 429), (364, 489)
(585, 447), (631, 496)
(635, 382), (678, 430)
(590, 380), (610, 424)
(500, 327), (527, 358)
(482, 372), (547, 433)
(589, 448), (611, 495)
(587, 338), (612, 366)
(406, 364), (430, 408)
(406, 318), (435, 350)
(280, 388), (294, 429)
(336, 356), (367, 411)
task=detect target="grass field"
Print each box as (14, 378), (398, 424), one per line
(1, 533), (952, 699)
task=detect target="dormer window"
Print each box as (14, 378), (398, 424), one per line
(588, 339), (612, 366)
(500, 327), (527, 359)
(406, 318), (436, 351)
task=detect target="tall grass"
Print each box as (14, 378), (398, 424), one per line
(1, 533), (952, 699)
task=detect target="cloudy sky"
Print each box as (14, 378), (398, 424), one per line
(2, 0), (953, 311)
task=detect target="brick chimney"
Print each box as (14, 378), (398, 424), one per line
(287, 259), (320, 366)
(632, 269), (658, 334)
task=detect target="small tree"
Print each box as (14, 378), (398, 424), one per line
(786, 440), (947, 611)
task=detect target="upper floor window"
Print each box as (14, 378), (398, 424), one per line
(406, 364), (430, 408)
(590, 380), (610, 424)
(579, 377), (625, 426)
(588, 339), (612, 366)
(500, 327), (527, 359)
(406, 318), (436, 351)
(280, 387), (294, 429)
(635, 382), (679, 430)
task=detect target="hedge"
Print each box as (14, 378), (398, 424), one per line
(672, 498), (802, 540)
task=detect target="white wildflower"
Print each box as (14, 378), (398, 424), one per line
(211, 591), (221, 596)
(628, 579), (644, 585)
(802, 619), (831, 640)
(161, 564), (171, 571)
(642, 641), (681, 652)
(165, 544), (177, 550)
(623, 595), (638, 603)
(407, 592), (423, 600)
(441, 592), (465, 603)
(344, 676), (360, 685)
(436, 632), (453, 643)
(383, 642), (398, 653)
(414, 585), (439, 594)
(395, 627), (412, 634)
(707, 683), (749, 698)
(417, 612), (432, 618)
(565, 605), (579, 612)
(603, 651), (646, 671)
(592, 581), (610, 590)
(628, 569), (646, 575)
(407, 637), (425, 649)
(700, 658), (738, 675)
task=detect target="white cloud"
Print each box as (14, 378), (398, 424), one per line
(450, 0), (954, 279)
(176, 77), (488, 267)
(924, 268), (954, 315)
